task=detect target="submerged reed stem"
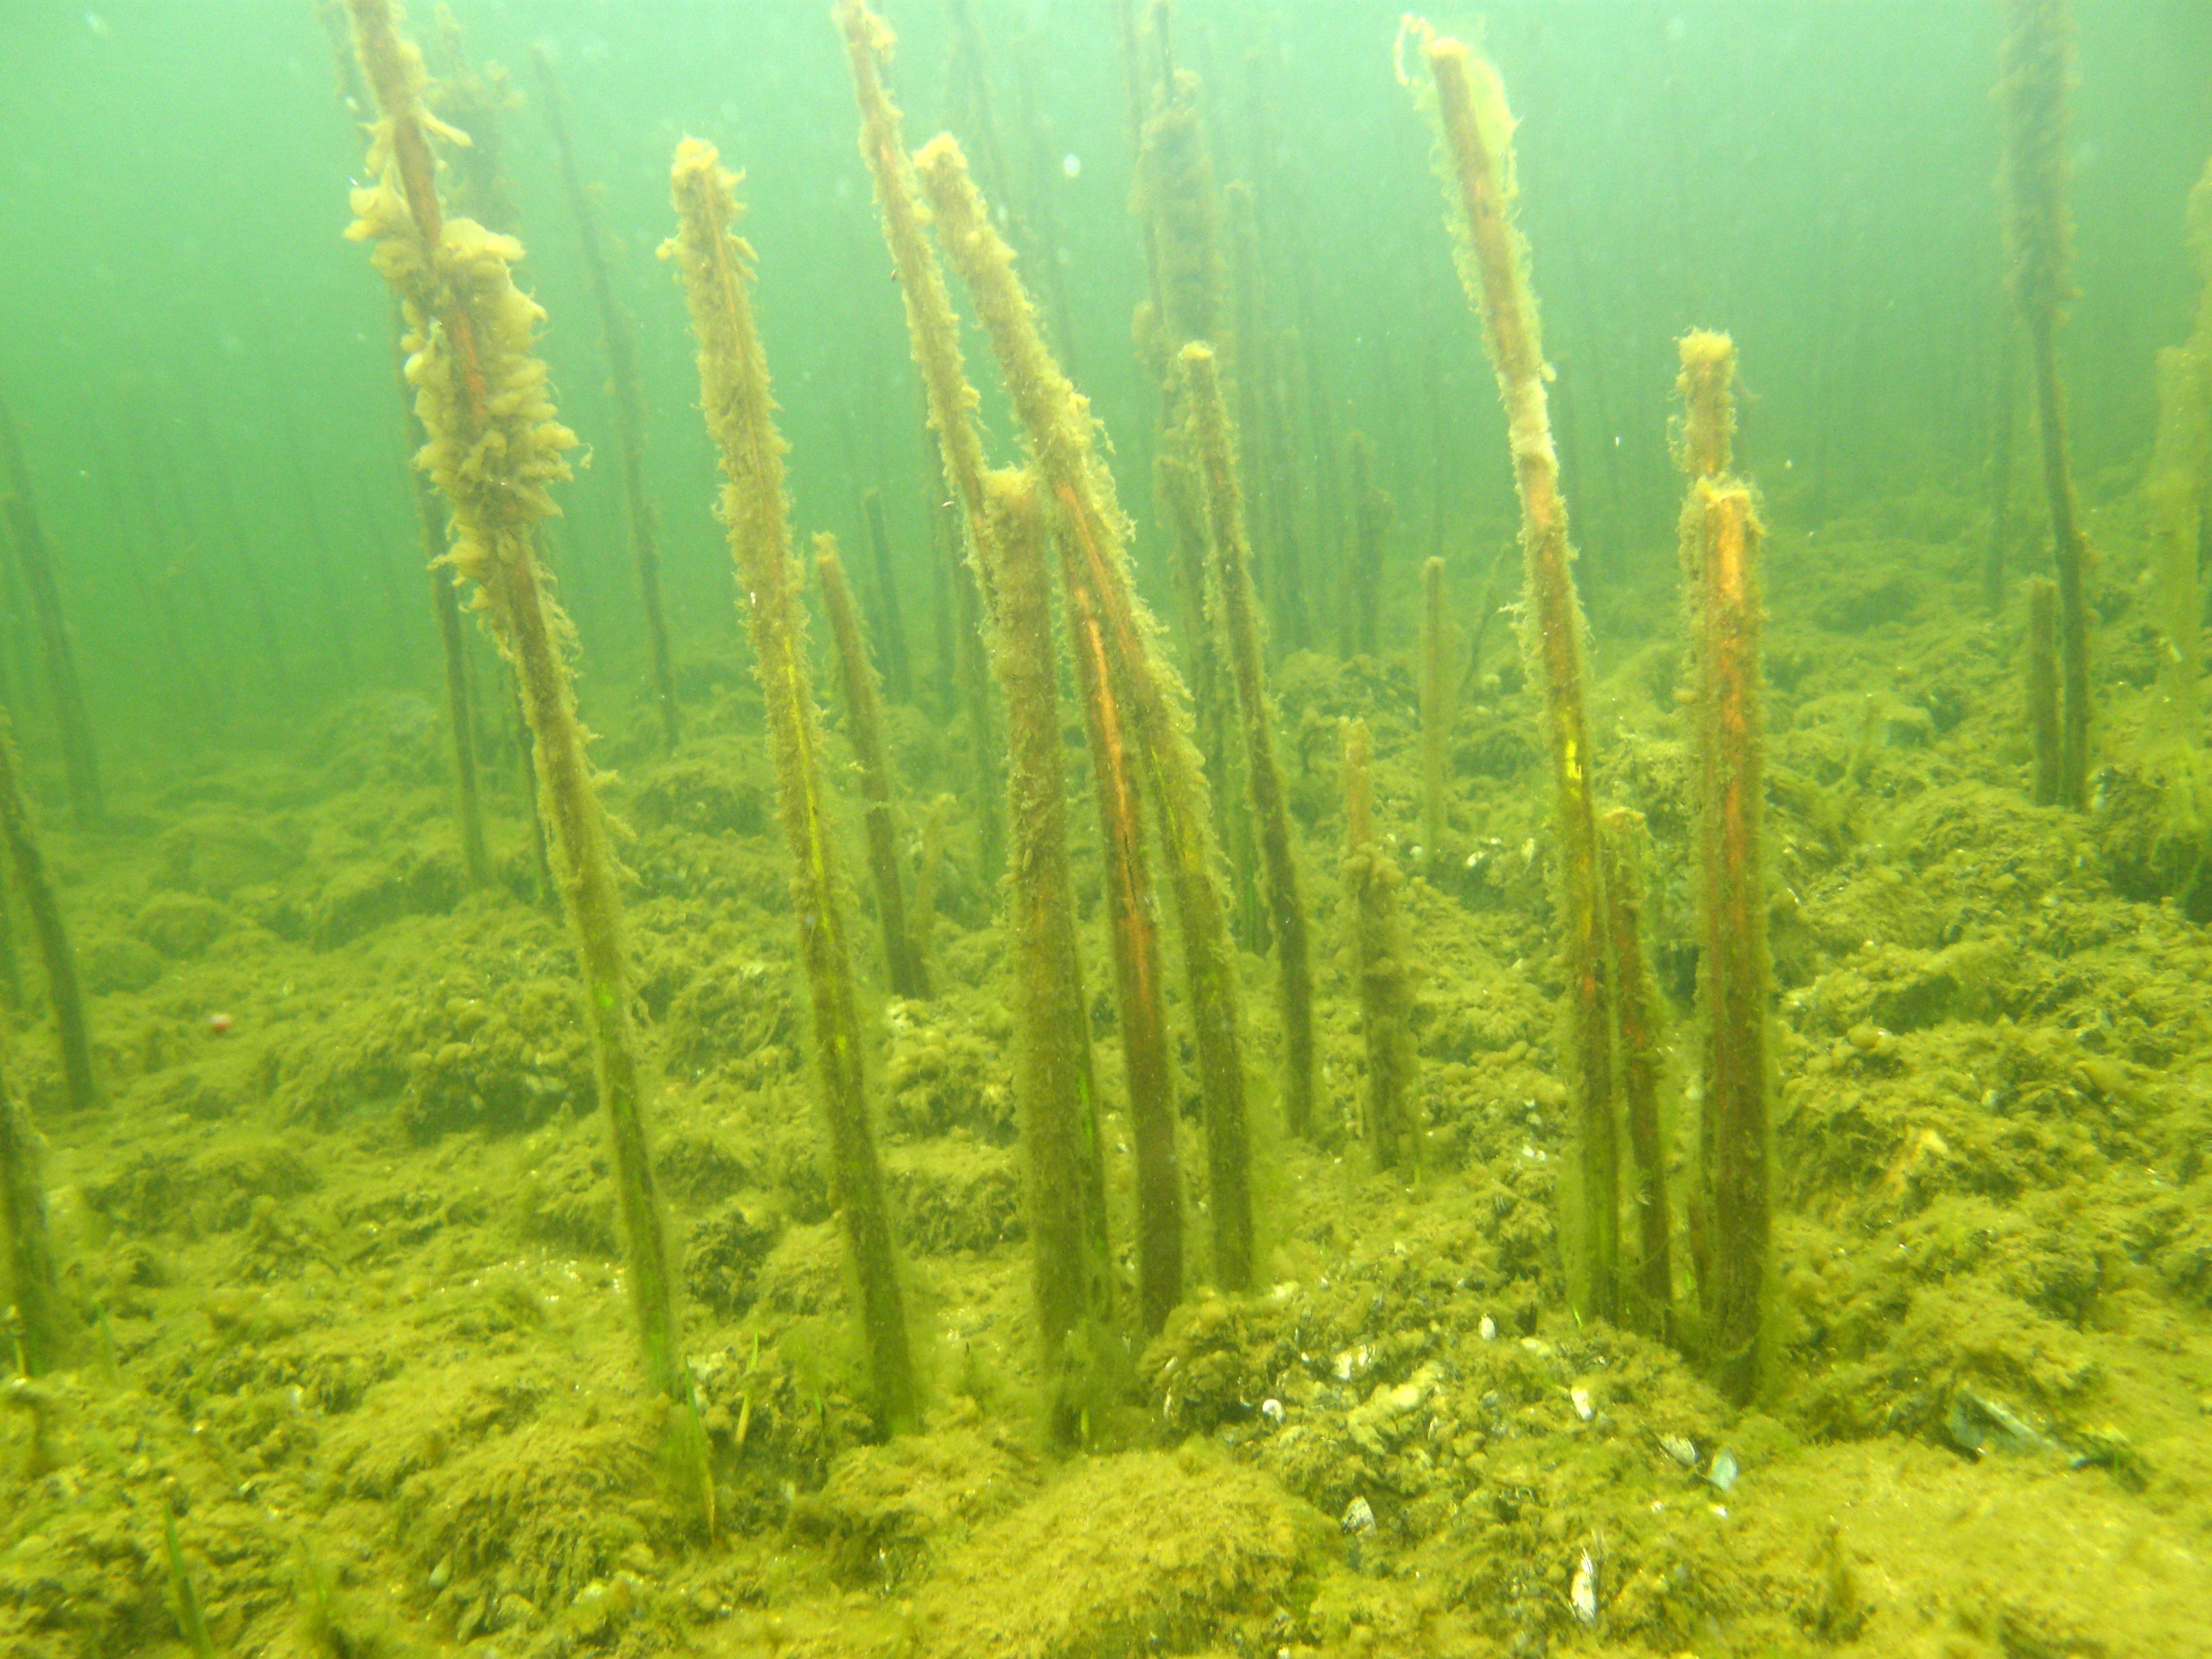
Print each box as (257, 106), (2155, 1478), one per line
(1414, 24), (1619, 1319)
(918, 131), (1255, 1294)
(1183, 342), (1314, 1141)
(343, 0), (689, 1424)
(2000, 0), (2091, 808)
(1342, 718), (1416, 1171)
(0, 712), (95, 1118)
(1675, 332), (1770, 1403)
(663, 138), (917, 1432)
(983, 470), (1118, 1441)
(815, 534), (928, 1001)
(835, 1), (1183, 1323)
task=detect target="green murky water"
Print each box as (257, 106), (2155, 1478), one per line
(1, 3), (2210, 1655)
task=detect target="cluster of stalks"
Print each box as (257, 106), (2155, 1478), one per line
(1411, 24), (1774, 1395)
(341, 1), (710, 1500)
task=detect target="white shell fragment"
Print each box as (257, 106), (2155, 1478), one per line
(1260, 1397), (1285, 1425)
(1570, 1551), (1597, 1623)
(1659, 1432), (1699, 1467)
(1479, 1315), (1498, 1341)
(1570, 1385), (1594, 1421)
(1341, 1495), (1376, 1535)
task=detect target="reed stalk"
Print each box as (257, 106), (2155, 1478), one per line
(1342, 718), (1415, 1170)
(918, 131), (1255, 1294)
(1182, 343), (1313, 1141)
(344, 1), (693, 1437)
(1675, 332), (1770, 1403)
(663, 138), (917, 1431)
(815, 535), (928, 1000)
(1413, 24), (1619, 1318)
(0, 713), (94, 1118)
(837, 0), (1185, 1321)
(2000, 0), (2091, 808)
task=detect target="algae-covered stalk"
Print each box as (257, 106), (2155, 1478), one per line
(1675, 332), (1771, 1403)
(815, 534), (929, 1002)
(341, 0), (691, 1421)
(663, 138), (918, 1431)
(1342, 718), (1416, 1170)
(534, 45), (680, 752)
(0, 712), (96, 1118)
(1, 1081), (70, 1376)
(834, 2), (1183, 1326)
(1420, 555), (1456, 864)
(0, 392), (102, 832)
(983, 470), (1118, 1441)
(918, 132), (1256, 1294)
(2026, 576), (2062, 804)
(1182, 342), (1314, 1142)
(1999, 0), (2091, 808)
(1412, 23), (1619, 1319)
(1600, 806), (1673, 1343)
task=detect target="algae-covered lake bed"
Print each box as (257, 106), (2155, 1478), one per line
(3, 2), (2211, 1656)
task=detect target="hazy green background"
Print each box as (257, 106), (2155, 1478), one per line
(0, 0), (2206, 779)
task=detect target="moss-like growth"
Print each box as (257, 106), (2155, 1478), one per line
(534, 46), (679, 750)
(1600, 806), (1673, 1344)
(343, 0), (691, 1431)
(0, 712), (95, 1117)
(863, 487), (916, 707)
(1419, 554), (1456, 863)
(2026, 576), (2062, 805)
(663, 138), (918, 1433)
(1674, 332), (1771, 1403)
(1341, 719), (1416, 1170)
(0, 392), (102, 832)
(982, 470), (1119, 1443)
(1183, 343), (1314, 1142)
(1, 1086), (69, 1377)
(1999, 0), (2091, 808)
(918, 132), (1255, 1295)
(1412, 24), (1619, 1319)
(835, 3), (1185, 1326)
(815, 535), (929, 1002)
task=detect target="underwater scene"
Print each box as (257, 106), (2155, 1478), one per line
(2, 0), (2211, 1653)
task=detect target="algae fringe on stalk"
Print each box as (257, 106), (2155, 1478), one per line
(815, 535), (929, 1002)
(1341, 718), (1416, 1172)
(0, 711), (96, 1117)
(835, 0), (1184, 1326)
(662, 137), (918, 1433)
(1420, 555), (1456, 865)
(1999, 0), (2091, 808)
(1674, 332), (1771, 1404)
(1408, 20), (1620, 1319)
(1600, 806), (1673, 1344)
(340, 2), (697, 1454)
(1183, 342), (1315, 1142)
(2026, 577), (2062, 806)
(984, 469), (1120, 1443)
(917, 131), (1256, 1295)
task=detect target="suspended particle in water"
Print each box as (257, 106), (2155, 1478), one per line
(1063, 153), (1082, 180)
